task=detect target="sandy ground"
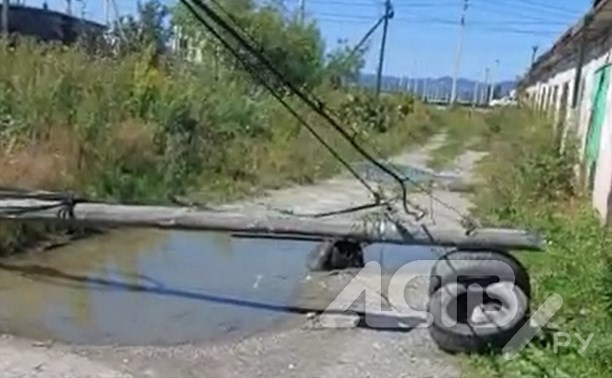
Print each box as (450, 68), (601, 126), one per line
(0, 136), (485, 378)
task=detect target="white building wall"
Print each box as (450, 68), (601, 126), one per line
(524, 45), (612, 223)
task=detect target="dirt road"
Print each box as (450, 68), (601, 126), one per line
(1, 136), (484, 378)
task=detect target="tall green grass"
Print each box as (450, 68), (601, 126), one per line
(466, 108), (612, 378)
(0, 39), (435, 255)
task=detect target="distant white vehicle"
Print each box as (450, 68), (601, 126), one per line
(490, 97), (518, 107)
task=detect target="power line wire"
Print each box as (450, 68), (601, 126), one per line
(301, 0), (581, 16)
(180, 0), (434, 219)
(316, 15), (563, 36)
(474, 0), (581, 16)
(179, 1), (380, 197)
(470, 1), (576, 23)
(317, 12), (568, 26)
(307, 0), (581, 25)
(181, 0), (486, 227)
(291, 0), (460, 6)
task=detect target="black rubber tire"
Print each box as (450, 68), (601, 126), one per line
(429, 250), (531, 299)
(306, 239), (365, 271)
(428, 282), (529, 354)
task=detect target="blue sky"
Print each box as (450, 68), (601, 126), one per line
(38, 0), (591, 82)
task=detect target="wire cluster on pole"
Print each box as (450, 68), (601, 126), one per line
(311, 0), (584, 37)
(177, 0), (487, 229)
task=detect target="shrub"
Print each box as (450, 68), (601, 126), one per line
(469, 108), (612, 378)
(0, 36), (429, 255)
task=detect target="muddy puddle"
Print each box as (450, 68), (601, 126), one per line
(0, 229), (436, 346)
(0, 230), (316, 345)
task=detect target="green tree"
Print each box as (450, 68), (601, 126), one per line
(172, 1), (324, 88)
(113, 0), (171, 58)
(324, 38), (367, 88)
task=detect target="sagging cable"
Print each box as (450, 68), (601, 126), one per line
(179, 0), (425, 219)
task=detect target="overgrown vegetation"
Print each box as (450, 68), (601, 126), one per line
(0, 1), (434, 255)
(425, 108), (487, 169)
(457, 107), (612, 377)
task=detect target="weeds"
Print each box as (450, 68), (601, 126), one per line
(426, 108), (488, 170)
(0, 39), (432, 255)
(466, 107), (612, 378)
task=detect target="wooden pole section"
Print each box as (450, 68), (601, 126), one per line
(0, 199), (544, 251)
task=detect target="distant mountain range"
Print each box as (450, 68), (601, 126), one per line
(356, 74), (516, 102)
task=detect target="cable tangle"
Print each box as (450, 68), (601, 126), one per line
(0, 0), (478, 235)
(177, 0), (485, 234)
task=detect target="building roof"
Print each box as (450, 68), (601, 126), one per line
(521, 0), (612, 87)
(0, 4), (105, 43)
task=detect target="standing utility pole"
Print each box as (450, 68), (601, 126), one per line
(376, 0), (393, 98)
(66, 0), (72, 16)
(481, 67), (490, 104)
(472, 77), (479, 108)
(104, 0), (110, 27)
(571, 15), (592, 109)
(341, 15), (385, 70)
(450, 0), (468, 104)
(2, 0), (9, 38)
(531, 45), (539, 66)
(77, 0), (85, 19)
(489, 59), (499, 104)
(298, 0), (305, 24)
(410, 60), (417, 94)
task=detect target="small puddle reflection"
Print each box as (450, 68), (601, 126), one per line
(0, 229), (438, 346)
(0, 230), (316, 346)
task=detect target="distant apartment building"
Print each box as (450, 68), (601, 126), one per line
(520, 0), (612, 224)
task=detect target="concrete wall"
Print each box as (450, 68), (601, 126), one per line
(524, 34), (612, 223)
(0, 5), (105, 44)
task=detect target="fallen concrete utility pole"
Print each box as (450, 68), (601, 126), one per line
(0, 198), (544, 250)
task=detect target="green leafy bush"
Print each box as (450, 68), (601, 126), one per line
(468, 108), (612, 378)
(0, 30), (427, 256)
